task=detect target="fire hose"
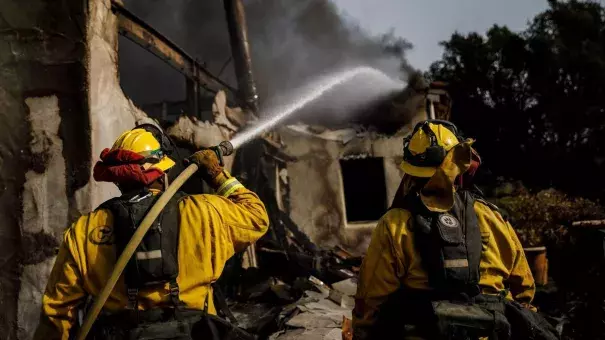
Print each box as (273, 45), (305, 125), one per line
(75, 141), (234, 340)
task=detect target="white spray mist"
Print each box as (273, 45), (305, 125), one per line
(230, 66), (405, 148)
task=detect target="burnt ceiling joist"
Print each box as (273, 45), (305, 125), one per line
(111, 0), (239, 106)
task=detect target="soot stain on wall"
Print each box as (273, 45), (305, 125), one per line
(0, 0), (88, 336)
(309, 140), (344, 247)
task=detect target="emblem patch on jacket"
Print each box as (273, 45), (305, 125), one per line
(89, 225), (114, 245)
(439, 214), (459, 228)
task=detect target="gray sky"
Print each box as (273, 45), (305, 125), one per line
(331, 0), (549, 71)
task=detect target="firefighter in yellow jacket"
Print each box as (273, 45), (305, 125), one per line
(34, 126), (269, 340)
(353, 120), (539, 340)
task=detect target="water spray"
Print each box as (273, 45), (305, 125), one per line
(76, 66), (403, 340)
(230, 65), (405, 148)
(215, 66), (403, 159)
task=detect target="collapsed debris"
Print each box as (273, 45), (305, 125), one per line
(221, 252), (359, 340)
(161, 120), (363, 339)
(215, 193), (362, 339)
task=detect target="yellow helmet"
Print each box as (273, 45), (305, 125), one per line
(401, 120), (460, 178)
(111, 128), (175, 172)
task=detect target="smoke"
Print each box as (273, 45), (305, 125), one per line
(120, 0), (414, 120)
(231, 66), (406, 147)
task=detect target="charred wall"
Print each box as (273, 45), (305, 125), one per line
(0, 0), (90, 338)
(279, 127), (408, 254)
(0, 0), (215, 338)
(0, 0), (416, 338)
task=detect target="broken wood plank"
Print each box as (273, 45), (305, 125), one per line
(571, 220), (605, 228)
(111, 0), (238, 98)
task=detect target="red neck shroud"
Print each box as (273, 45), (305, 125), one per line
(457, 148), (482, 188)
(93, 148), (164, 186)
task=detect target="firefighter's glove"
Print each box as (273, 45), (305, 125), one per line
(187, 149), (224, 184)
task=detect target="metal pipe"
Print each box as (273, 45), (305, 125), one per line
(427, 98), (436, 120)
(186, 77), (199, 118)
(224, 0), (260, 114)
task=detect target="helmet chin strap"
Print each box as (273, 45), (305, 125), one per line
(163, 173), (169, 191)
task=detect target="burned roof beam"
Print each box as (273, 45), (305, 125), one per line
(111, 1), (239, 104)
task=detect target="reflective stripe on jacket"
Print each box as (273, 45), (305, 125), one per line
(35, 174), (269, 340)
(353, 200), (535, 336)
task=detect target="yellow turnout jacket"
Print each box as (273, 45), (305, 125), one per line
(353, 199), (535, 334)
(35, 173), (269, 340)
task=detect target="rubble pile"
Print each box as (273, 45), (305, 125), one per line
(217, 239), (362, 340)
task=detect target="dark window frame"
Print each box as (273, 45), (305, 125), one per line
(339, 157), (388, 224)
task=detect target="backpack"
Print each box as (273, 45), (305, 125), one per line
(89, 191), (255, 340)
(380, 189), (559, 340)
(100, 189), (186, 310)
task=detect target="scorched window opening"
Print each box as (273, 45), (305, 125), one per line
(339, 157), (387, 224)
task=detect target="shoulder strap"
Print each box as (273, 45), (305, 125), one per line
(97, 195), (127, 213)
(459, 191), (483, 291)
(100, 191), (187, 222)
(474, 197), (500, 214)
(467, 189), (511, 222)
(463, 187), (499, 212)
(161, 191), (187, 225)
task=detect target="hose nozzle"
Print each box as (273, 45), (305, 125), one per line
(211, 141), (234, 166)
(218, 141), (234, 157)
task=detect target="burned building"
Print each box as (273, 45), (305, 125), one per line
(2, 0), (597, 337)
(0, 0), (436, 338)
(272, 121), (418, 254)
(242, 73), (443, 254)
(0, 0), (251, 338)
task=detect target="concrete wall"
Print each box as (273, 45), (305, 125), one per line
(15, 1), (152, 339)
(0, 0), (428, 337)
(279, 128), (408, 255)
(86, 0), (152, 210)
(0, 0), (167, 338)
(1, 1), (237, 338)
(0, 0), (89, 338)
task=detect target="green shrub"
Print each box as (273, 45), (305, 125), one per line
(494, 187), (605, 246)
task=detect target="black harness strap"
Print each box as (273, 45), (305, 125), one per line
(169, 280), (184, 321)
(212, 284), (238, 325)
(127, 288), (139, 310)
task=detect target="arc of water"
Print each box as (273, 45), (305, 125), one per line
(229, 66), (405, 148)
